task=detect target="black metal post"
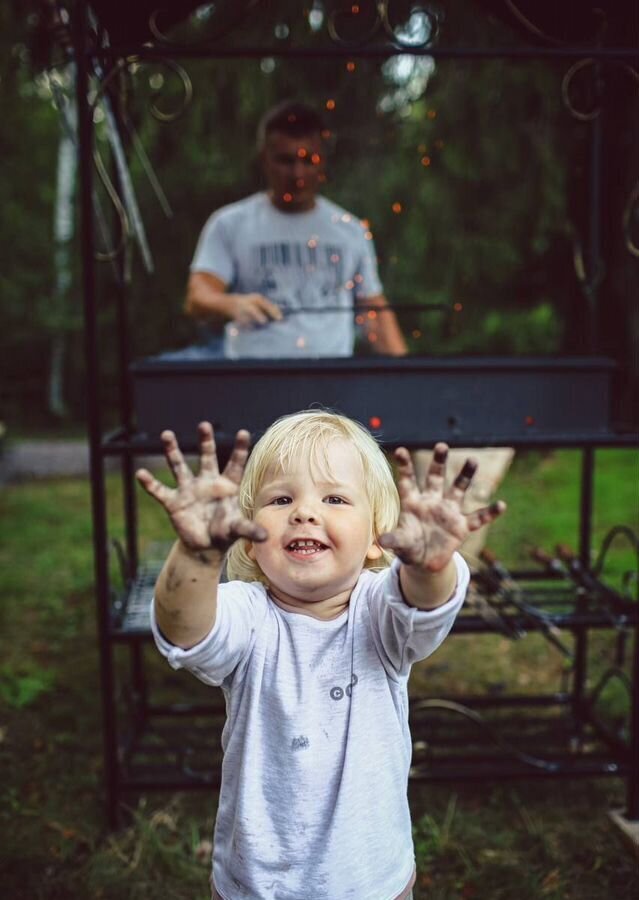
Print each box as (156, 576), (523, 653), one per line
(579, 448), (595, 567)
(118, 314), (140, 580)
(571, 615), (588, 748)
(585, 79), (603, 354)
(74, 0), (120, 827)
(627, 624), (639, 819)
(574, 447), (595, 748)
(105, 84), (140, 580)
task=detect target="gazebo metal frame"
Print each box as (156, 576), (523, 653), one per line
(69, 0), (638, 828)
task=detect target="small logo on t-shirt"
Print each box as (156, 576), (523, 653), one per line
(329, 673), (358, 701)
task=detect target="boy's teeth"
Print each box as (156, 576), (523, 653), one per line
(289, 540), (324, 551)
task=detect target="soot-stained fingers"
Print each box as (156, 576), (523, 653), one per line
(197, 421), (220, 478)
(393, 447), (420, 502)
(424, 442), (449, 494)
(228, 518), (268, 544)
(465, 500), (507, 532)
(446, 457), (478, 504)
(135, 468), (175, 508)
(161, 430), (194, 485)
(222, 430), (252, 486)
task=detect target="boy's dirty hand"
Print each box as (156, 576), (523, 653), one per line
(136, 422), (267, 553)
(379, 444), (506, 572)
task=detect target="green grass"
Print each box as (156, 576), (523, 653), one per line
(0, 449), (637, 899)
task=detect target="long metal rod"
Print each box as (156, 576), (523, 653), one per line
(571, 618), (589, 747)
(108, 93), (139, 579)
(579, 448), (595, 566)
(586, 64), (604, 352)
(75, 0), (120, 829)
(627, 626), (639, 819)
(105, 44), (639, 62)
(105, 83), (147, 732)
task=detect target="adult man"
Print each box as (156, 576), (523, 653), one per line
(185, 100), (407, 359)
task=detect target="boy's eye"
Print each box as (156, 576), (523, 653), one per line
(271, 496), (291, 505)
(325, 496), (347, 505)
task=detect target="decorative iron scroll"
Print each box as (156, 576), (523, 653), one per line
(411, 699), (565, 774)
(84, 55), (192, 265)
(148, 0), (262, 45)
(623, 182), (639, 259)
(560, 58), (639, 267)
(327, 2), (439, 48)
(143, 1), (441, 51)
(503, 0), (608, 47)
(92, 55), (193, 123)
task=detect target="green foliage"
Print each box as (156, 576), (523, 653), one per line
(85, 801), (212, 900)
(416, 302), (563, 355)
(0, 662), (54, 708)
(410, 782), (639, 899)
(412, 794), (458, 864)
(487, 448), (639, 573)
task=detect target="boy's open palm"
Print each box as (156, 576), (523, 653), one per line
(380, 444), (506, 572)
(136, 423), (266, 552)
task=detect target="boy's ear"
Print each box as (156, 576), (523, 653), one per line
(366, 542), (384, 561)
(246, 540), (256, 561)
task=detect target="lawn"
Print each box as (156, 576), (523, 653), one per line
(0, 448), (637, 899)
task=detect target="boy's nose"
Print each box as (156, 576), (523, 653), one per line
(290, 504), (319, 524)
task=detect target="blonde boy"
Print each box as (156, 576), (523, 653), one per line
(137, 411), (504, 900)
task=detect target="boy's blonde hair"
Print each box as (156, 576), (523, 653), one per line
(226, 410), (400, 583)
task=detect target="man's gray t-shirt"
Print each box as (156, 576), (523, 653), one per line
(190, 192), (383, 359)
(151, 555), (469, 900)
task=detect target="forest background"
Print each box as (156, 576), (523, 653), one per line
(1, 0), (637, 431)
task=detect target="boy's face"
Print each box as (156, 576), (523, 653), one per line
(261, 130), (325, 212)
(248, 439), (382, 619)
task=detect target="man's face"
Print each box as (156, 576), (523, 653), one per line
(261, 130), (325, 212)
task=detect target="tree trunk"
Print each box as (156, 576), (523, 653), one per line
(48, 85), (76, 419)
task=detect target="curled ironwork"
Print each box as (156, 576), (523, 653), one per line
(622, 180), (639, 259)
(504, 0), (608, 47)
(148, 0), (261, 46)
(411, 699), (562, 772)
(92, 148), (129, 263)
(592, 525), (639, 586)
(561, 58), (602, 121)
(562, 57), (639, 122)
(588, 666), (633, 736)
(91, 56), (193, 123)
(84, 55), (191, 263)
(327, 1), (439, 48)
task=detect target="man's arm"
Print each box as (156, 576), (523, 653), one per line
(379, 445), (506, 609)
(357, 293), (408, 356)
(185, 271), (283, 327)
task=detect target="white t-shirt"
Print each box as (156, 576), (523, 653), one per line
(151, 554), (469, 900)
(190, 193), (383, 359)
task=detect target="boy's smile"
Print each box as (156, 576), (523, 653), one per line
(249, 439), (382, 619)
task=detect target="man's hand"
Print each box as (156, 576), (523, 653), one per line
(224, 293), (283, 326)
(185, 273), (283, 327)
(379, 444), (506, 573)
(136, 422), (267, 553)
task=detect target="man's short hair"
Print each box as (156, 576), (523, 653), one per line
(256, 100), (326, 150)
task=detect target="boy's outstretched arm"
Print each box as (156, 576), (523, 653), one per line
(379, 444), (506, 610)
(136, 423), (266, 649)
